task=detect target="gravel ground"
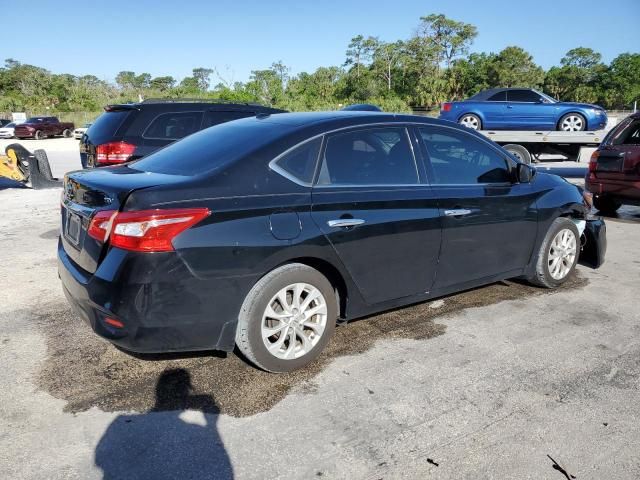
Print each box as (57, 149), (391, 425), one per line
(0, 149), (639, 479)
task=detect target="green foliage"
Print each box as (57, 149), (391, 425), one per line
(1, 17), (638, 118)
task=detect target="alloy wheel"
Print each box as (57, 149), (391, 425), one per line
(459, 115), (480, 130)
(548, 228), (577, 280)
(560, 115), (584, 132)
(261, 283), (328, 360)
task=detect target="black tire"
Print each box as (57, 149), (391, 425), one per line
(528, 217), (580, 288)
(34, 149), (54, 180)
(593, 195), (621, 214)
(558, 113), (586, 132)
(62, 128), (72, 138)
(34, 130), (43, 140)
(236, 263), (337, 373)
(458, 113), (482, 130)
(503, 144), (532, 165)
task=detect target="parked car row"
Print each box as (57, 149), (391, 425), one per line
(59, 108), (607, 373)
(439, 87), (608, 132)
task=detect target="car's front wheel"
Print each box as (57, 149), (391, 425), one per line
(558, 113), (586, 132)
(458, 114), (482, 130)
(529, 218), (580, 288)
(236, 263), (337, 372)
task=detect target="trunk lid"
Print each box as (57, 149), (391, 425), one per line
(61, 165), (183, 273)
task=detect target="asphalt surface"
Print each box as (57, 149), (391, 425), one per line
(0, 146), (639, 479)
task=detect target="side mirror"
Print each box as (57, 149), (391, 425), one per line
(517, 163), (535, 183)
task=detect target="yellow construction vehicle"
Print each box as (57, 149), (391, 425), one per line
(0, 144), (61, 188)
(0, 145), (29, 182)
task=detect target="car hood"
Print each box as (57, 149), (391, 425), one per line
(556, 101), (603, 110)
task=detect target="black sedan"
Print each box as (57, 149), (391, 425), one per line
(59, 112), (606, 372)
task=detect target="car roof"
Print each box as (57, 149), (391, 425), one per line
(254, 110), (439, 127)
(104, 100), (285, 112)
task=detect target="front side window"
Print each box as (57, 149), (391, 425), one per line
(420, 127), (511, 184)
(272, 137), (321, 185)
(143, 111), (204, 140)
(507, 90), (541, 103)
(317, 127), (418, 186)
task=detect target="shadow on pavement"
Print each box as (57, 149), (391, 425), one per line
(95, 368), (233, 480)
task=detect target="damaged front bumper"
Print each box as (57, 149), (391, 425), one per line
(578, 217), (607, 269)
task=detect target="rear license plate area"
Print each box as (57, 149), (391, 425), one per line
(65, 211), (82, 245)
(597, 156), (623, 172)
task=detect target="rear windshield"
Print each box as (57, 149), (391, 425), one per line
(88, 110), (131, 142)
(130, 119), (291, 176)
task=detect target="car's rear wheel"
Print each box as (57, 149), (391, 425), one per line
(236, 263), (337, 372)
(502, 144), (532, 165)
(558, 113), (586, 132)
(62, 129), (72, 138)
(529, 218), (579, 288)
(593, 195), (621, 214)
(458, 114), (481, 130)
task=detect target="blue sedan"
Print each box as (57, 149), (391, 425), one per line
(439, 88), (608, 132)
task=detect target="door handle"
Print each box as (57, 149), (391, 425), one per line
(444, 209), (472, 217)
(507, 105), (513, 109)
(327, 219), (365, 228)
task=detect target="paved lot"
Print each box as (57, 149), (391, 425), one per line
(0, 145), (639, 479)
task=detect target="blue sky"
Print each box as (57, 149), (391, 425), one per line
(4, 0), (639, 83)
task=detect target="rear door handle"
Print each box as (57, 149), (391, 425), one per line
(444, 209), (472, 217)
(327, 219), (365, 228)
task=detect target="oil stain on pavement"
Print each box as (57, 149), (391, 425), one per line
(36, 275), (586, 417)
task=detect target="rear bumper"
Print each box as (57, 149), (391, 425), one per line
(578, 218), (607, 269)
(58, 239), (257, 353)
(585, 175), (640, 205)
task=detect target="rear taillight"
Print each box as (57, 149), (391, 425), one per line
(89, 208), (210, 252)
(588, 150), (599, 173)
(88, 210), (117, 242)
(96, 141), (137, 165)
(441, 102), (452, 112)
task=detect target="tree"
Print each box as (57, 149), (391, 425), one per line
(488, 46), (544, 88)
(416, 14), (477, 70)
(192, 67), (213, 91)
(372, 40), (404, 91)
(448, 52), (497, 99)
(149, 76), (176, 91)
(345, 35), (377, 78)
(561, 47), (602, 69)
(603, 53), (640, 108)
(115, 71), (136, 89)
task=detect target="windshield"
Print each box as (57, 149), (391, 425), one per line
(25, 117), (45, 123)
(537, 91), (558, 103)
(4, 123), (16, 128)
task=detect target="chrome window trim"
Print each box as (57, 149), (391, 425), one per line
(268, 120), (516, 188)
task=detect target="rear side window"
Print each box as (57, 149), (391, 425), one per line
(420, 127), (511, 184)
(89, 111), (131, 141)
(144, 111), (203, 140)
(487, 91), (506, 101)
(272, 138), (321, 185)
(507, 90), (541, 102)
(204, 110), (255, 128)
(611, 119), (640, 145)
(317, 127), (418, 186)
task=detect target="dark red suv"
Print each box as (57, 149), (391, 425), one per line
(586, 113), (640, 213)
